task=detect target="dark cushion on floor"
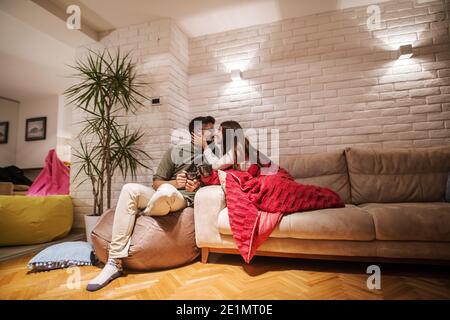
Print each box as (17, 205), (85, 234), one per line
(91, 207), (199, 271)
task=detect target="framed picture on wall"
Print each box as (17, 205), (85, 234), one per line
(0, 121), (8, 144)
(25, 117), (47, 141)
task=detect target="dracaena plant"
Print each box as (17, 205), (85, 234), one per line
(65, 49), (151, 215)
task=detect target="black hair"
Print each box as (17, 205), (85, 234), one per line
(188, 116), (216, 133)
(220, 120), (268, 168)
(204, 116), (216, 125)
(189, 116), (205, 134)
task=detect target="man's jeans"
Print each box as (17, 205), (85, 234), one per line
(108, 183), (187, 259)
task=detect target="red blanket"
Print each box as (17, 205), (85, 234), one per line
(202, 164), (345, 263)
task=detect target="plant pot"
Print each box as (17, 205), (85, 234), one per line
(84, 214), (101, 244)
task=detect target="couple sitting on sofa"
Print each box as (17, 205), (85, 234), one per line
(87, 115), (214, 291)
(87, 116), (344, 291)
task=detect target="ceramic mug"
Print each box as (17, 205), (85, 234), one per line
(186, 170), (199, 180)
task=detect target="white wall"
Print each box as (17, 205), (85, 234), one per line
(189, 0), (450, 153)
(15, 95), (58, 168)
(0, 97), (19, 166)
(56, 95), (71, 163)
(71, 19), (190, 227)
(0, 95), (69, 168)
(0, 9), (76, 102)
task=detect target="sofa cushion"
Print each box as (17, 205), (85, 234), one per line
(445, 172), (450, 202)
(346, 147), (450, 204)
(280, 150), (351, 203)
(359, 202), (450, 241)
(218, 204), (375, 241)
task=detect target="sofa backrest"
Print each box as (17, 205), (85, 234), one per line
(280, 150), (352, 203)
(345, 146), (450, 204)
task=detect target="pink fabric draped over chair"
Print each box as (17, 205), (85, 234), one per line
(27, 149), (70, 196)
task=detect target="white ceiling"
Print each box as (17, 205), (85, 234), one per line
(0, 9), (76, 102)
(51, 0), (391, 37)
(0, 0), (392, 102)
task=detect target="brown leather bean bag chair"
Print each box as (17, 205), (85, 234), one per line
(91, 207), (199, 271)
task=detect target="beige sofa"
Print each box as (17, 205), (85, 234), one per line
(194, 146), (450, 264)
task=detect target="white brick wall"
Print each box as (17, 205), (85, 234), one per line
(72, 0), (450, 226)
(189, 0), (450, 156)
(71, 19), (190, 227)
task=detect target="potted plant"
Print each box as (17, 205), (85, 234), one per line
(65, 50), (151, 243)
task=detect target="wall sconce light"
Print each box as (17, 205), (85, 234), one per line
(399, 44), (413, 59)
(230, 69), (242, 81)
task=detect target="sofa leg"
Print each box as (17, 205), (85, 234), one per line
(201, 248), (209, 264)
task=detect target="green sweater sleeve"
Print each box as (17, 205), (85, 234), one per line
(153, 147), (175, 181)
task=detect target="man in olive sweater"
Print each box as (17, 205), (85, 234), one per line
(87, 116), (215, 291)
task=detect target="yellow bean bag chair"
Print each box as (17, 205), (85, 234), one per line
(0, 195), (73, 246)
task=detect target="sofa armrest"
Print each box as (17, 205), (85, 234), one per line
(194, 185), (226, 248)
(0, 182), (13, 195)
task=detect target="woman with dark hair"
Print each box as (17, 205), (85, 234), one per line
(200, 120), (270, 171)
(197, 120), (345, 264)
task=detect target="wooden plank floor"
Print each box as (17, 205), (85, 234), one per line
(1, 253), (450, 300)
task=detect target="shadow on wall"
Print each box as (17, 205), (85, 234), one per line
(188, 0), (450, 154)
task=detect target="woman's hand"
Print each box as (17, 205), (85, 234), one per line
(175, 171), (187, 189)
(185, 179), (201, 192)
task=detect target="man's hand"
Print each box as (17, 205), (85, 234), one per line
(175, 171), (187, 189)
(192, 131), (208, 149)
(185, 179), (201, 192)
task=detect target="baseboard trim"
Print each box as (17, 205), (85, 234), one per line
(201, 247), (450, 265)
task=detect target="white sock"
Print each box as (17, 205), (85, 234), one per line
(88, 258), (123, 286)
